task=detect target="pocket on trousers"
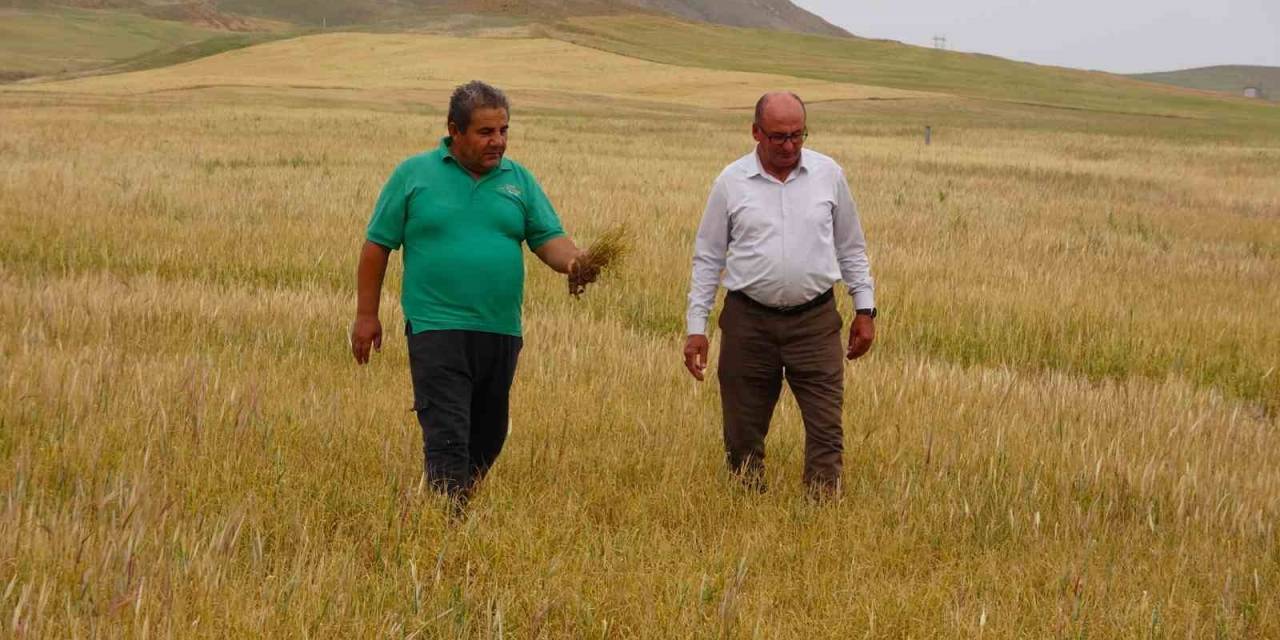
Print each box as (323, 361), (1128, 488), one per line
(717, 295), (736, 333)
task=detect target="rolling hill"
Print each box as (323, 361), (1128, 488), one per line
(3, 1), (1275, 138)
(7, 0), (848, 33)
(597, 0), (847, 36)
(0, 7), (227, 79)
(0, 0), (846, 80)
(0, 5), (290, 80)
(19, 31), (928, 109)
(549, 16), (1279, 125)
(1130, 65), (1280, 101)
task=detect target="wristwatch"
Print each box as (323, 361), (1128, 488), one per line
(855, 308), (878, 319)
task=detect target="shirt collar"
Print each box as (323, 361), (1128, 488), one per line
(748, 147), (808, 182)
(440, 136), (513, 173)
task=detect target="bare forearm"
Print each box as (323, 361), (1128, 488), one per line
(356, 240), (391, 317)
(533, 236), (580, 273)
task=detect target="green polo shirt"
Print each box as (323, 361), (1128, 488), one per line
(366, 137), (565, 337)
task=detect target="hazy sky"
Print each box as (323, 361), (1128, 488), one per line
(792, 0), (1280, 74)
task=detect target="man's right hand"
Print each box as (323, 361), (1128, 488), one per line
(351, 314), (382, 365)
(567, 251), (600, 297)
(683, 334), (709, 381)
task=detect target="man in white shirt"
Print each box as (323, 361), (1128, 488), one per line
(683, 92), (876, 495)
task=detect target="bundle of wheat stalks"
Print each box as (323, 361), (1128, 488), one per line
(571, 225), (629, 297)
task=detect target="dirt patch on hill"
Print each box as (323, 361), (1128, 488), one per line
(140, 2), (276, 31)
(447, 0), (651, 18)
(0, 70), (38, 83)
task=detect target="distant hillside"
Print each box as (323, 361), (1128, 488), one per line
(2, 0), (848, 79)
(8, 0), (848, 35)
(610, 0), (846, 36)
(550, 16), (1279, 126)
(0, 7), (230, 80)
(1131, 65), (1280, 101)
(5, 1), (1277, 138)
(28, 31), (925, 109)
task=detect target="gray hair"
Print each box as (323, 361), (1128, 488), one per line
(448, 80), (510, 132)
(754, 92), (806, 125)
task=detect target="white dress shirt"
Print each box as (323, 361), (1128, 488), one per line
(686, 148), (875, 336)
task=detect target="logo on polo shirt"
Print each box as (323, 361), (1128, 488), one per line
(500, 184), (522, 198)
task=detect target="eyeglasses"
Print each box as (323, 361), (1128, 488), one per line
(762, 129), (808, 145)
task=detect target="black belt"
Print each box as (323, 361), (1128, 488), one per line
(729, 288), (833, 315)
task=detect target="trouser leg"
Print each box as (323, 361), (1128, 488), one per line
(781, 300), (846, 493)
(407, 328), (473, 501)
(717, 294), (783, 486)
(467, 334), (522, 486)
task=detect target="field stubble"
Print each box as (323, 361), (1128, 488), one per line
(1, 82), (1279, 637)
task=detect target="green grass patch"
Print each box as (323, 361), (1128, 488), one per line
(107, 32), (290, 74)
(1130, 65), (1280, 101)
(0, 7), (221, 78)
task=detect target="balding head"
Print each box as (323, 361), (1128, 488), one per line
(754, 92), (807, 128)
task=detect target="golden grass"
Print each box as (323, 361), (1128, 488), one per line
(1, 36), (1279, 636)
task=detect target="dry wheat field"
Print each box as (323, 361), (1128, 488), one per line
(2, 32), (1280, 638)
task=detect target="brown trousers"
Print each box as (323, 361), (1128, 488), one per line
(717, 291), (845, 490)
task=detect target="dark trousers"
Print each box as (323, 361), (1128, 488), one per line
(406, 325), (522, 502)
(717, 291), (845, 491)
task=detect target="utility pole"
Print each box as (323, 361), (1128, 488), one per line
(932, 35), (947, 50)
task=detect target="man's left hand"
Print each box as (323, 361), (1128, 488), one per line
(568, 252), (600, 297)
(847, 315), (875, 360)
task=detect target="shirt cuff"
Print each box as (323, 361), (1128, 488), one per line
(686, 315), (709, 336)
(527, 230), (566, 252)
(852, 290), (876, 311)
(365, 233), (401, 252)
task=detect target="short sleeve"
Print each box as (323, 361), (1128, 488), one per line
(521, 173), (565, 251)
(366, 162), (410, 251)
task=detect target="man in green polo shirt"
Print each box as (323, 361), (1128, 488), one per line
(350, 80), (597, 510)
